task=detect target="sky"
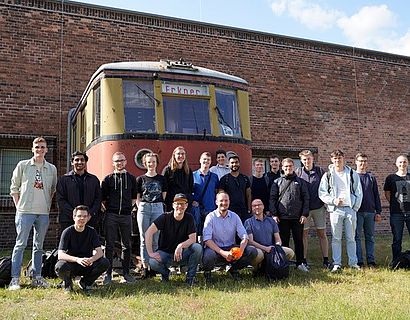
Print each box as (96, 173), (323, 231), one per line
(69, 0), (410, 57)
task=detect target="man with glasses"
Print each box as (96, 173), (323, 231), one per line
(101, 152), (137, 284)
(56, 151), (102, 231)
(145, 193), (202, 286)
(8, 137), (57, 290)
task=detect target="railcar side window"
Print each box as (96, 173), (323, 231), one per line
(93, 85), (101, 139)
(123, 80), (155, 132)
(215, 89), (241, 137)
(163, 97), (211, 135)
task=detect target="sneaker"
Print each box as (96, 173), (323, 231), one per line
(350, 264), (361, 270)
(330, 264), (342, 273)
(78, 278), (93, 292)
(323, 261), (331, 269)
(204, 271), (212, 284)
(297, 263), (309, 273)
(160, 274), (169, 283)
(185, 277), (195, 287)
(8, 277), (20, 291)
(123, 273), (136, 284)
(367, 262), (377, 268)
(102, 274), (112, 285)
(64, 285), (73, 294)
(32, 276), (50, 288)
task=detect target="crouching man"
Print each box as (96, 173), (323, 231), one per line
(55, 205), (110, 292)
(202, 191), (257, 282)
(245, 199), (294, 276)
(145, 193), (202, 286)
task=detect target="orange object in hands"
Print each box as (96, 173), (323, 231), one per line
(226, 247), (242, 261)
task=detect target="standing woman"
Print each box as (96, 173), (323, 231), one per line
(163, 146), (194, 211)
(136, 153), (167, 278)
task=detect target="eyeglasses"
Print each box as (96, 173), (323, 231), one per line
(113, 159), (126, 163)
(34, 146), (46, 149)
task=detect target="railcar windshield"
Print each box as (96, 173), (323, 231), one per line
(216, 89), (241, 137)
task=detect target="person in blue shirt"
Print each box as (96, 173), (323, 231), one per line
(192, 152), (219, 237)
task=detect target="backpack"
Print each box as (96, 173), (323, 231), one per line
(0, 256), (12, 287)
(25, 249), (59, 279)
(391, 250), (410, 270)
(264, 245), (290, 280)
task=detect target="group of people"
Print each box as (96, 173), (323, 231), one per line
(7, 137), (410, 291)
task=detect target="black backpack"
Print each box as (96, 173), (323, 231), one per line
(391, 250), (410, 270)
(25, 249), (59, 279)
(0, 256), (12, 287)
(264, 245), (290, 280)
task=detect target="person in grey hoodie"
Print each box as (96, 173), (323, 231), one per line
(319, 149), (363, 272)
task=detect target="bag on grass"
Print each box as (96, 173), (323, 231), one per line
(25, 249), (59, 279)
(391, 250), (410, 270)
(265, 245), (289, 280)
(0, 256), (12, 287)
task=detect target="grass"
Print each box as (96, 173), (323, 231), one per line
(1, 235), (410, 320)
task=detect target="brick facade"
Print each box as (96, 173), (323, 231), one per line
(1, 0), (409, 248)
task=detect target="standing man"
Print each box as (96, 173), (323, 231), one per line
(384, 154), (410, 263)
(270, 158), (310, 272)
(245, 199), (294, 275)
(192, 152), (219, 236)
(250, 159), (270, 213)
(319, 149), (363, 272)
(202, 191), (257, 282)
(296, 150), (329, 268)
(56, 151), (102, 231)
(55, 205), (110, 292)
(8, 137), (57, 290)
(266, 154), (281, 188)
(101, 152), (137, 284)
(145, 193), (202, 285)
(355, 153), (382, 267)
(219, 155), (252, 222)
(210, 149), (230, 180)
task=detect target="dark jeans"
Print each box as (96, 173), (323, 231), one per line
(279, 219), (304, 265)
(202, 245), (257, 272)
(104, 212), (132, 275)
(390, 213), (410, 261)
(55, 257), (110, 288)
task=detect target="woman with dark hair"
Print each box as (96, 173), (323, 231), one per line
(163, 146), (194, 211)
(136, 153), (167, 278)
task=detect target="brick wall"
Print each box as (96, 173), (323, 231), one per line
(0, 0), (409, 248)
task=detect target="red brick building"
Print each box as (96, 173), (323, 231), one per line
(0, 0), (409, 249)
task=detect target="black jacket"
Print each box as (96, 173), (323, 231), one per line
(269, 173), (310, 219)
(101, 171), (137, 215)
(56, 171), (102, 223)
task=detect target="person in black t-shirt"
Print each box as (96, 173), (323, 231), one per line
(55, 205), (109, 292)
(384, 154), (410, 262)
(145, 193), (202, 286)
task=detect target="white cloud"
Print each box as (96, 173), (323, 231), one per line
(270, 1), (410, 56)
(270, 0), (343, 30)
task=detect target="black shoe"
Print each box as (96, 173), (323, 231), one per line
(160, 274), (169, 283)
(323, 261), (331, 269)
(367, 262), (377, 268)
(229, 269), (241, 281)
(185, 277), (195, 287)
(78, 278), (93, 292)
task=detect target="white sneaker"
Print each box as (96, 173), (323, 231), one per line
(32, 276), (50, 288)
(297, 263), (309, 272)
(331, 264), (342, 273)
(350, 264), (361, 270)
(8, 277), (21, 291)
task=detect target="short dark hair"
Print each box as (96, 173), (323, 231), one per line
(215, 149), (226, 157)
(71, 151), (88, 162)
(355, 152), (368, 160)
(73, 205), (90, 215)
(228, 155), (240, 162)
(330, 149), (344, 158)
(270, 154), (281, 161)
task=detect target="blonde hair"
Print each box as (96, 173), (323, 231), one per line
(33, 137), (46, 145)
(142, 153), (159, 168)
(168, 146), (190, 175)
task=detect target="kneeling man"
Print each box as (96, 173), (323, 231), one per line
(202, 191), (257, 282)
(146, 193), (202, 285)
(245, 199), (294, 275)
(55, 205), (110, 292)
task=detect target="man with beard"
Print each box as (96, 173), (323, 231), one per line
(270, 158), (310, 272)
(56, 151), (102, 231)
(219, 155), (251, 222)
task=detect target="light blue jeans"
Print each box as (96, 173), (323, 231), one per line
(355, 211), (376, 264)
(329, 207), (357, 266)
(137, 202), (164, 264)
(149, 243), (202, 280)
(11, 213), (49, 278)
